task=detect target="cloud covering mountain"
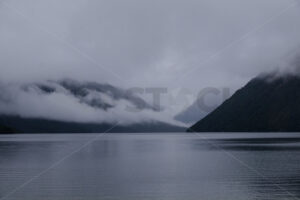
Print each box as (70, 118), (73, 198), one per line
(0, 79), (183, 127)
(1, 0), (300, 126)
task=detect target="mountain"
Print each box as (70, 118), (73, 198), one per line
(0, 115), (185, 133)
(25, 79), (158, 111)
(175, 100), (218, 124)
(0, 124), (14, 133)
(188, 73), (300, 132)
(0, 79), (185, 133)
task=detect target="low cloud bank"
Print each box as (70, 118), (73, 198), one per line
(0, 80), (185, 127)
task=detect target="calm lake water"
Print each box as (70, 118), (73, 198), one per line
(0, 133), (300, 200)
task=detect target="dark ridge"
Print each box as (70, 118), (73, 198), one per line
(188, 74), (300, 132)
(0, 115), (186, 133)
(0, 116), (15, 133)
(36, 84), (56, 94)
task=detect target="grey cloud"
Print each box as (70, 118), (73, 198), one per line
(0, 80), (184, 126)
(1, 0), (300, 122)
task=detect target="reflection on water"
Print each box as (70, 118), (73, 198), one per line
(0, 133), (300, 200)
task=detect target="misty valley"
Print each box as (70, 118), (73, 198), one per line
(1, 0), (300, 199)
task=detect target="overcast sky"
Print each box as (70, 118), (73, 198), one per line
(1, 0), (300, 88)
(1, 0), (300, 123)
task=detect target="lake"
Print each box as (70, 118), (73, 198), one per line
(0, 133), (300, 200)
